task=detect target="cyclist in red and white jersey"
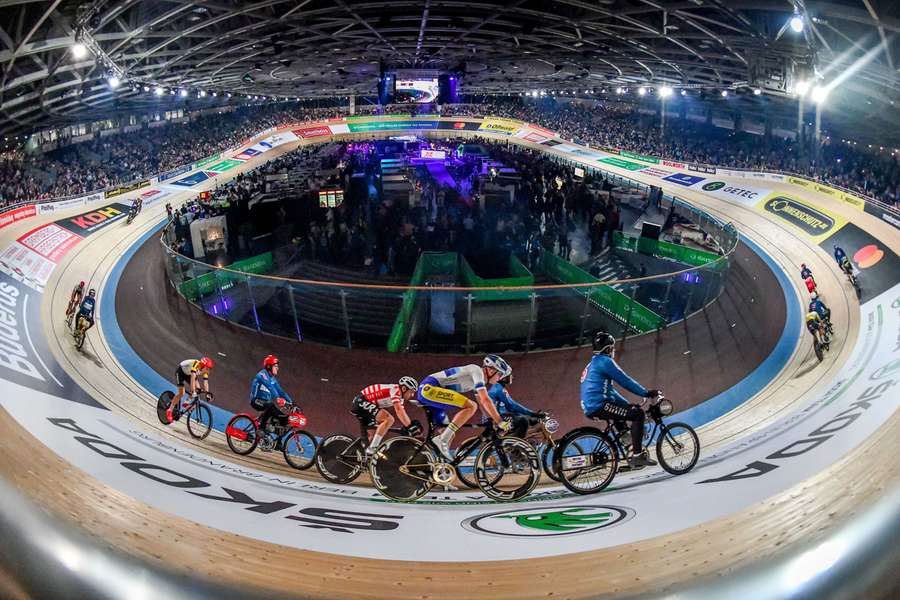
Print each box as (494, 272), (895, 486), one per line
(65, 281), (85, 325)
(351, 376), (421, 457)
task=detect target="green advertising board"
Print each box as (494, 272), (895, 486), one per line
(179, 252), (274, 300)
(346, 121), (439, 132)
(598, 157), (646, 172)
(205, 159), (243, 173)
(620, 150), (660, 164)
(612, 232), (722, 267)
(194, 153), (222, 169)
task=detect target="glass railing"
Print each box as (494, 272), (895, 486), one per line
(160, 193), (738, 354)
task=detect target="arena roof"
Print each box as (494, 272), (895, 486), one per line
(0, 1), (897, 139)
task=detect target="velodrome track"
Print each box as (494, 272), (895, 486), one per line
(0, 117), (898, 598)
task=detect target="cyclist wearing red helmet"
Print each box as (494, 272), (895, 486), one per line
(250, 355), (297, 447)
(65, 280), (86, 327)
(168, 356), (213, 422)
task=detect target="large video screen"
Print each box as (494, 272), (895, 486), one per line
(394, 78), (439, 104)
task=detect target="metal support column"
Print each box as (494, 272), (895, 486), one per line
(339, 289), (352, 349)
(464, 293), (474, 354)
(577, 288), (593, 347)
(525, 292), (537, 352)
(288, 284), (302, 342)
(245, 275), (261, 332)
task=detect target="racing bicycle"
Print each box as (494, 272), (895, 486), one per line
(369, 407), (541, 502)
(813, 326), (832, 362)
(225, 403), (317, 470)
(156, 390), (214, 440)
(125, 207), (139, 225)
(72, 315), (90, 350)
(554, 395), (700, 495)
(845, 268), (861, 298)
(315, 423), (411, 484)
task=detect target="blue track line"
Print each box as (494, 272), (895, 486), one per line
(101, 226), (800, 434)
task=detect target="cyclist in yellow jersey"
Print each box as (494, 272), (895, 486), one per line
(169, 357), (213, 422)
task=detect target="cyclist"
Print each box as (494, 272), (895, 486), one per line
(351, 377), (421, 458)
(487, 373), (546, 438)
(580, 331), (660, 469)
(806, 311), (828, 347)
(65, 280), (86, 325)
(250, 355), (299, 449)
(419, 355), (512, 460)
(838, 254), (854, 277)
(130, 196), (142, 217)
(799, 263), (813, 281)
(75, 288), (97, 335)
(804, 275), (817, 295)
(169, 356), (213, 422)
(809, 294), (831, 325)
(833, 244), (847, 265)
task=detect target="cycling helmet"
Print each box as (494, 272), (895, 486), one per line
(800, 263), (807, 269)
(483, 354), (512, 378)
(398, 376), (418, 390)
(88, 288), (96, 297)
(805, 312), (819, 322)
(592, 330), (616, 354)
(262, 354), (279, 370)
(199, 356), (214, 369)
(78, 281), (85, 288)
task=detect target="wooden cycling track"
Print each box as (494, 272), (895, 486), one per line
(0, 125), (898, 599)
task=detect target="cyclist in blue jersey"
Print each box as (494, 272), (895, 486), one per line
(418, 355), (512, 459)
(580, 331), (660, 469)
(250, 355), (297, 449)
(809, 295), (831, 324)
(77, 289), (97, 333)
(487, 374), (545, 438)
(833, 245), (847, 266)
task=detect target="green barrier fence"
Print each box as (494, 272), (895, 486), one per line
(540, 252), (665, 333)
(459, 254), (535, 301)
(179, 252), (274, 301)
(612, 231), (723, 267)
(387, 252), (459, 352)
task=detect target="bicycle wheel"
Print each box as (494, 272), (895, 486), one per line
(656, 422), (700, 475)
(475, 437), (541, 501)
(454, 437), (484, 489)
(315, 435), (363, 483)
(156, 391), (175, 425)
(187, 403), (213, 440)
(225, 415), (259, 455)
(369, 436), (435, 502)
(74, 328), (85, 350)
(283, 430), (317, 470)
(814, 340), (824, 362)
(541, 441), (584, 482)
(554, 427), (617, 495)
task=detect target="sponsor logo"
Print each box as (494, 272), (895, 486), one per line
(663, 173), (704, 187)
(870, 357), (900, 380)
(620, 150), (659, 164)
(662, 160), (685, 169)
(105, 180), (150, 199)
(463, 506), (631, 537)
(688, 163), (716, 175)
(763, 196), (835, 236)
(702, 181), (725, 191)
(157, 164), (191, 182)
(58, 203), (130, 235)
(853, 244), (884, 269)
(639, 167), (671, 178)
(294, 126), (331, 138)
(193, 154), (222, 169)
(598, 157), (645, 171)
(0, 280), (44, 382)
(453, 122), (466, 129)
(0, 205), (37, 229)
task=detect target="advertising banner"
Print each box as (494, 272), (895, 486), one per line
(662, 160), (686, 169)
(205, 159), (243, 174)
(864, 202), (900, 231)
(140, 188), (168, 205)
(693, 180), (770, 205)
(477, 118), (523, 135)
(598, 156), (646, 172)
(662, 173), (705, 187)
(104, 179), (150, 199)
(56, 203), (130, 236)
(620, 150), (659, 164)
(346, 120), (439, 132)
(0, 241), (56, 292)
(158, 164), (192, 182)
(756, 193), (846, 242)
(193, 154), (222, 170)
(293, 126), (332, 138)
(17, 223), (83, 263)
(234, 148), (261, 160)
(522, 132), (549, 143)
(638, 166), (672, 178)
(172, 172), (210, 187)
(327, 123), (351, 135)
(37, 196), (86, 215)
(435, 121), (481, 132)
(818, 223), (900, 303)
(688, 163), (716, 175)
(0, 204), (36, 230)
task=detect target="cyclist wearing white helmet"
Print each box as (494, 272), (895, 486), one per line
(418, 355), (512, 460)
(351, 376), (421, 457)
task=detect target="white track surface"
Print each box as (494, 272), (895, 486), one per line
(0, 118), (898, 597)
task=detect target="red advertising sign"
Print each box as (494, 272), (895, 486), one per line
(293, 126), (331, 138)
(0, 204), (36, 230)
(17, 223), (83, 263)
(523, 132), (548, 143)
(662, 160), (686, 169)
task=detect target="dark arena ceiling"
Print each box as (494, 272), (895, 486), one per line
(0, 1), (898, 138)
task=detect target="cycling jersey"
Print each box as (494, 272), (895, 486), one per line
(580, 354), (648, 415)
(800, 267), (813, 280)
(840, 256), (853, 272)
(424, 364), (485, 393)
(358, 384), (403, 409)
(809, 299), (829, 319)
(417, 364), (484, 419)
(70, 286), (84, 303)
(249, 369), (292, 408)
(179, 359), (209, 380)
(78, 296), (96, 319)
(804, 277), (816, 293)
(488, 383), (538, 418)
(806, 312), (822, 334)
(834, 247), (846, 264)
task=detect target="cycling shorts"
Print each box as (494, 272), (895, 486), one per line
(585, 401), (642, 422)
(417, 377), (470, 410)
(175, 367), (192, 387)
(350, 394), (380, 427)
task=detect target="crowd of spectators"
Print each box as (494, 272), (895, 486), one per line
(2, 95), (898, 210)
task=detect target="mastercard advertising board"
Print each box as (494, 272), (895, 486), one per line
(818, 222), (900, 303)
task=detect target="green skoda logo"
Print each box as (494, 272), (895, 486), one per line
(871, 356), (900, 380)
(463, 505), (632, 537)
(702, 181), (726, 191)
